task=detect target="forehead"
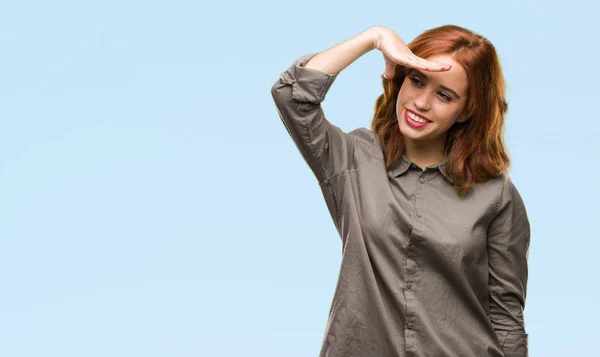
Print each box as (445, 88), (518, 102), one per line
(413, 54), (469, 95)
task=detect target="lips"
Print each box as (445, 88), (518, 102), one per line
(405, 108), (430, 122)
(404, 109), (431, 129)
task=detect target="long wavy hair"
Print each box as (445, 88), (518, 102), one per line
(371, 25), (510, 197)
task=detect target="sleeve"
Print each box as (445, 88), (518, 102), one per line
(487, 177), (531, 357)
(270, 52), (357, 185)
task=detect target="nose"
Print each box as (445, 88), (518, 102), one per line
(413, 90), (432, 112)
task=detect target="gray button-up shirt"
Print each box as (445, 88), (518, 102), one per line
(271, 52), (530, 357)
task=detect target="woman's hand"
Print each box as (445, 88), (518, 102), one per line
(373, 26), (452, 79)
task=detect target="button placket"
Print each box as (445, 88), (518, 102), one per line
(405, 168), (427, 348)
(404, 251), (418, 338)
(415, 172), (428, 219)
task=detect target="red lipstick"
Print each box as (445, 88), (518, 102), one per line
(404, 109), (431, 129)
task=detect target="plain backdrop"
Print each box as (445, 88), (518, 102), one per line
(1, 0), (598, 356)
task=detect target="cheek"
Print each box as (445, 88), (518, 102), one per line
(395, 91), (404, 113)
(397, 85), (411, 103)
(434, 104), (462, 124)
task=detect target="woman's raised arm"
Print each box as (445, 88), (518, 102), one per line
(270, 26), (453, 185)
(270, 27), (380, 185)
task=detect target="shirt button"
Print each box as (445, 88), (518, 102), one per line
(406, 322), (414, 329)
(406, 283), (413, 290)
(416, 212), (422, 217)
(419, 177), (426, 183)
(409, 243), (416, 250)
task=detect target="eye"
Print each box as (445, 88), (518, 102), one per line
(438, 92), (452, 102)
(409, 76), (423, 87)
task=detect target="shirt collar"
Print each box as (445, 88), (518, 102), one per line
(390, 154), (454, 184)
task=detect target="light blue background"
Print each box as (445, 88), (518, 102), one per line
(1, 1), (597, 356)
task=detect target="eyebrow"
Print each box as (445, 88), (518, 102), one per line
(409, 69), (463, 99)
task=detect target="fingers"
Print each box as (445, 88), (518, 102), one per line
(409, 55), (451, 71)
(426, 62), (452, 71)
(421, 59), (452, 71)
(383, 53), (452, 80)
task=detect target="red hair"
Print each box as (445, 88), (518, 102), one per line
(371, 25), (510, 196)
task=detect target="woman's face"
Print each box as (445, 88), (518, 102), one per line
(396, 54), (469, 145)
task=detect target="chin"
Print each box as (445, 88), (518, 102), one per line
(398, 119), (428, 138)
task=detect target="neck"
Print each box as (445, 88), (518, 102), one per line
(403, 134), (447, 169)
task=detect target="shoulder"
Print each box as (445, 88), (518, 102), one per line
(348, 126), (375, 141)
(347, 127), (384, 160)
(463, 172), (520, 215)
(489, 173), (527, 214)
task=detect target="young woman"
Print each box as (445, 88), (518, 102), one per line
(271, 25), (530, 357)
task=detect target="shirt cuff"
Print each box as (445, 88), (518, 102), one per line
(501, 331), (529, 357)
(279, 52), (338, 105)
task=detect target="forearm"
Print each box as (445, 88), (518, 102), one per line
(303, 26), (382, 75)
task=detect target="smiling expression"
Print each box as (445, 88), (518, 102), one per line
(396, 54), (470, 144)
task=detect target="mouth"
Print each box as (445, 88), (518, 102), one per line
(404, 109), (432, 128)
